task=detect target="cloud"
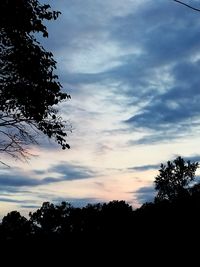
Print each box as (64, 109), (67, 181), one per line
(0, 163), (95, 193)
(134, 186), (156, 204)
(129, 164), (160, 172)
(0, 162), (97, 215)
(128, 126), (194, 145)
(33, 169), (47, 175)
(0, 187), (31, 195)
(125, 63), (200, 130)
(48, 162), (96, 180)
(0, 198), (28, 203)
(40, 0), (143, 79)
(0, 175), (42, 187)
(95, 144), (114, 155)
(0, 174), (60, 187)
(52, 0), (200, 147)
(106, 1), (200, 144)
(0, 198), (40, 210)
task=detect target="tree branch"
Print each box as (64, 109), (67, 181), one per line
(173, 0), (200, 12)
(0, 159), (10, 167)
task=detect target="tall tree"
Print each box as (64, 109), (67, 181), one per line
(154, 156), (199, 202)
(0, 0), (71, 163)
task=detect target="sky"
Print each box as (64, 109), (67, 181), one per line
(1, 0), (200, 218)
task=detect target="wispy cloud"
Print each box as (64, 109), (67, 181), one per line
(0, 197), (28, 203)
(128, 164), (160, 172)
(0, 175), (41, 187)
(0, 163), (95, 193)
(102, 1), (200, 145)
(56, 0), (200, 146)
(48, 162), (96, 180)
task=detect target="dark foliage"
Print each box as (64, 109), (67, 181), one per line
(1, 157), (200, 260)
(154, 156), (199, 202)
(1, 196), (200, 261)
(1, 190), (200, 242)
(0, 0), (71, 161)
(0, 211), (32, 240)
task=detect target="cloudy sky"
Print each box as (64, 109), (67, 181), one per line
(1, 0), (200, 217)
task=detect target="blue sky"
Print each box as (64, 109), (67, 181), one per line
(1, 0), (200, 217)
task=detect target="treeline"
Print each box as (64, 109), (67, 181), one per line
(0, 200), (134, 241)
(1, 193), (200, 242)
(1, 156), (200, 244)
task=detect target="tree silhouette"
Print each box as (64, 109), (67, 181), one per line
(0, 0), (71, 162)
(29, 201), (75, 239)
(2, 193), (200, 257)
(154, 156), (199, 202)
(29, 202), (60, 238)
(0, 211), (32, 240)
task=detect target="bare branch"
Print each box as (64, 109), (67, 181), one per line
(0, 159), (10, 167)
(173, 0), (200, 12)
(0, 114), (40, 164)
